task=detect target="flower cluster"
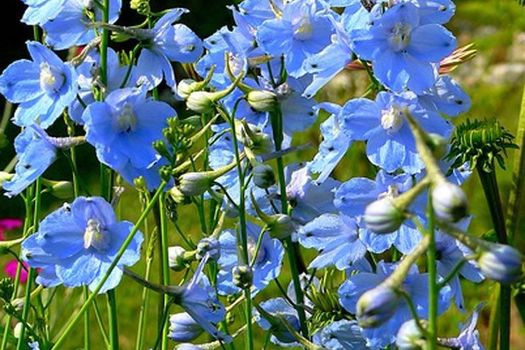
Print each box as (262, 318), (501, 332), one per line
(0, 0), (522, 349)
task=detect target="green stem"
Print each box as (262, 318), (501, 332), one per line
(477, 166), (510, 350)
(51, 182), (167, 349)
(99, 0), (110, 87)
(426, 194), (437, 350)
(488, 286), (501, 350)
(83, 287), (91, 350)
(269, 109), (309, 338)
(16, 178), (42, 350)
(159, 193), (170, 350)
(107, 290), (120, 350)
(506, 83), (525, 244)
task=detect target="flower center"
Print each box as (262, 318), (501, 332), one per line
(39, 63), (65, 95)
(389, 23), (412, 52)
(116, 104), (138, 133)
(380, 106), (404, 134)
(275, 82), (292, 98)
(293, 17), (313, 40)
(378, 185), (400, 200)
(83, 218), (110, 251)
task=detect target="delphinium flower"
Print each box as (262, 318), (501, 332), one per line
(82, 87), (176, 189)
(418, 75), (471, 117)
(435, 230), (484, 311)
(168, 313), (204, 342)
(312, 319), (367, 350)
(350, 1), (457, 93)
(2, 126), (57, 197)
(69, 47), (136, 124)
(339, 261), (452, 349)
(42, 0), (122, 50)
(340, 91), (452, 173)
(298, 214), (367, 270)
(254, 297), (301, 347)
(20, 0), (66, 26)
(21, 196), (143, 292)
(439, 304), (485, 350)
(256, 0), (335, 78)
(217, 222), (284, 295)
(0, 41), (77, 128)
(307, 103), (353, 182)
(334, 170), (423, 254)
(135, 8), (203, 89)
(302, 16), (354, 98)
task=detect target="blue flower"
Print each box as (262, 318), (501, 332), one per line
(21, 235), (61, 288)
(298, 214), (367, 270)
(312, 319), (367, 350)
(334, 170), (423, 254)
(176, 257), (232, 343)
(454, 304), (486, 350)
(22, 196), (143, 293)
(217, 223), (284, 295)
(168, 313), (204, 342)
(307, 103), (353, 182)
(340, 91), (452, 173)
(351, 1), (456, 93)
(82, 87), (176, 188)
(20, 0), (65, 25)
(418, 75), (471, 116)
(0, 41), (77, 128)
(2, 126), (56, 197)
(254, 297), (301, 347)
(136, 9), (203, 89)
(43, 0), (122, 50)
(339, 261), (452, 349)
(256, 0), (334, 78)
(70, 47), (136, 124)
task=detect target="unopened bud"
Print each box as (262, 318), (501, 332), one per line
(0, 172), (13, 186)
(178, 79), (205, 100)
(246, 90), (278, 112)
(178, 172), (214, 196)
(232, 264), (253, 289)
(130, 0), (150, 15)
(236, 121), (273, 155)
(196, 237), (220, 261)
(168, 246), (190, 271)
(186, 91), (215, 113)
(46, 180), (74, 199)
(396, 319), (427, 350)
(168, 313), (204, 342)
(478, 243), (522, 284)
(364, 198), (405, 234)
(252, 164), (275, 189)
(426, 133), (448, 159)
(267, 214), (295, 240)
(356, 286), (400, 328)
(432, 181), (468, 223)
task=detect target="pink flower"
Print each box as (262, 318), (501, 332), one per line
(0, 218), (23, 241)
(4, 259), (29, 283)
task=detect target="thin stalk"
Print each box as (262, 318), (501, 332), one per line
(99, 0), (110, 87)
(83, 287), (91, 350)
(92, 298), (111, 347)
(477, 166), (510, 350)
(159, 193), (170, 350)
(16, 178), (42, 350)
(426, 194), (437, 350)
(269, 109), (308, 338)
(488, 286), (501, 350)
(107, 290), (119, 349)
(51, 182), (167, 349)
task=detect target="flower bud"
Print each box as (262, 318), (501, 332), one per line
(46, 180), (74, 199)
(246, 90), (278, 112)
(396, 319), (427, 350)
(178, 172), (214, 196)
(364, 198), (405, 234)
(168, 246), (190, 271)
(0, 172), (13, 187)
(426, 133), (448, 159)
(236, 121), (273, 155)
(356, 286), (400, 328)
(431, 181), (468, 223)
(168, 313), (204, 342)
(186, 91), (215, 113)
(478, 243), (523, 284)
(178, 79), (204, 100)
(14, 322), (23, 339)
(168, 185), (187, 204)
(196, 237), (221, 261)
(232, 264), (253, 289)
(252, 164), (275, 189)
(267, 214), (295, 240)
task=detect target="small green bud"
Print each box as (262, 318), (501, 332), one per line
(168, 246), (194, 271)
(396, 319), (427, 350)
(246, 90), (278, 112)
(252, 164), (275, 189)
(364, 198), (405, 234)
(267, 214), (295, 240)
(168, 186), (187, 204)
(178, 172), (214, 196)
(431, 181), (468, 223)
(232, 264), (253, 289)
(177, 79), (206, 99)
(186, 91), (215, 113)
(0, 172), (13, 187)
(130, 0), (150, 15)
(46, 180), (74, 199)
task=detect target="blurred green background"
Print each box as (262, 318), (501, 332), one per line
(1, 0), (525, 348)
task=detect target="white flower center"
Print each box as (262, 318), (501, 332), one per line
(116, 104), (138, 133)
(83, 218), (110, 251)
(39, 63), (65, 95)
(293, 17), (313, 40)
(389, 23), (412, 52)
(380, 106), (404, 134)
(378, 185), (400, 200)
